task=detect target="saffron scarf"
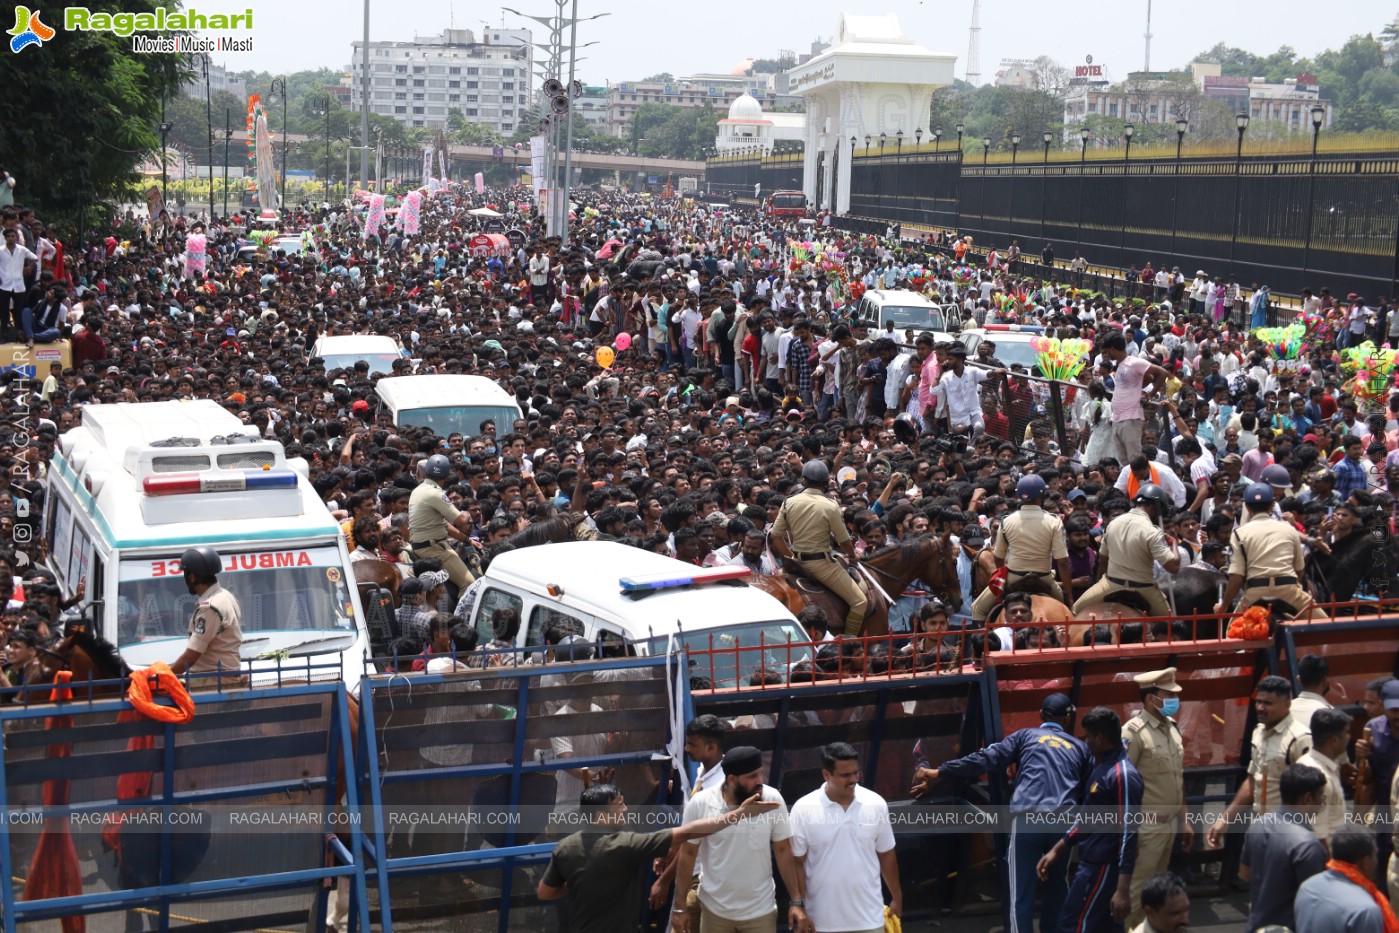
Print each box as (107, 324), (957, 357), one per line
(1326, 859), (1399, 933)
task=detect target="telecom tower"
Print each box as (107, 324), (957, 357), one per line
(966, 0), (982, 86)
(1143, 0), (1153, 71)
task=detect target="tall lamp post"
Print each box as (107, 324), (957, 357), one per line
(1040, 129), (1052, 245)
(849, 135), (856, 214)
(980, 135), (991, 235)
(877, 131), (886, 211)
(314, 95), (333, 204)
(932, 126), (940, 153)
(1301, 105), (1325, 286)
(1169, 118), (1187, 263)
(1077, 126), (1090, 251)
(269, 77), (289, 211)
(954, 123), (964, 231)
(895, 129), (904, 220)
(1229, 112), (1250, 276)
(1120, 122), (1134, 260)
(1008, 130), (1020, 246)
(222, 116), (232, 219)
(159, 119), (173, 207)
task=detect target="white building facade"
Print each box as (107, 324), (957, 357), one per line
(787, 14), (956, 214)
(350, 28), (532, 133)
(714, 93), (806, 155)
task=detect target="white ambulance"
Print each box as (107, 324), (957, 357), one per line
(45, 400), (368, 683)
(469, 541), (806, 687)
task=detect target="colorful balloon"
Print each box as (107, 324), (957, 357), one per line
(614, 332), (632, 352)
(595, 346), (615, 368)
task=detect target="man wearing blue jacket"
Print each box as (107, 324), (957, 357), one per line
(1036, 707), (1145, 933)
(913, 693), (1091, 933)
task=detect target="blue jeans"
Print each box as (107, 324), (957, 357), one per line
(20, 309), (59, 344)
(1009, 820), (1070, 933)
(681, 345), (695, 373)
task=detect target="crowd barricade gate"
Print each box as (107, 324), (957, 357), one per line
(981, 628), (1274, 916)
(1279, 604), (1399, 734)
(0, 678), (367, 933)
(356, 651), (678, 933)
(689, 659), (999, 918)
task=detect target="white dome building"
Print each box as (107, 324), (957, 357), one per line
(715, 92), (805, 155)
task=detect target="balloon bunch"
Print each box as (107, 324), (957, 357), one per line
(1029, 336), (1093, 381)
(1340, 341), (1398, 408)
(1252, 323), (1304, 361)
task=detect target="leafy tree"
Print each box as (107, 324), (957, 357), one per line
(641, 73), (675, 83)
(0, 0), (187, 229)
(628, 105), (721, 160)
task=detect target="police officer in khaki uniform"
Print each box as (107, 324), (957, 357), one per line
(769, 460), (868, 634)
(1206, 675), (1311, 849)
(170, 546), (244, 678)
(1214, 483), (1312, 617)
(1073, 484), (1179, 617)
(969, 475), (1074, 624)
(1124, 668), (1191, 928)
(408, 454), (474, 597)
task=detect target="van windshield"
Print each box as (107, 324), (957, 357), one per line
(116, 545), (355, 648)
(321, 353), (401, 376)
(771, 193), (805, 209)
(399, 404), (522, 438)
(882, 305), (948, 329)
(647, 621), (806, 688)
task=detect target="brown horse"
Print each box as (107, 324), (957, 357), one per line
(986, 577), (1146, 648)
(353, 558), (402, 613)
(749, 534), (962, 637)
(33, 628), (130, 696)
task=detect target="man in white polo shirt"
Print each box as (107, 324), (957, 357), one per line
(789, 742), (900, 933)
(670, 745), (806, 933)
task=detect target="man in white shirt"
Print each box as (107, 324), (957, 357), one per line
(0, 227), (36, 343)
(670, 746), (806, 933)
(933, 344), (996, 434)
(790, 742), (901, 933)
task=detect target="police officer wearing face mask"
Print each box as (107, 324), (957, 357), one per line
(1123, 668), (1191, 928)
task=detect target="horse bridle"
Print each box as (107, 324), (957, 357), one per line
(862, 535), (961, 608)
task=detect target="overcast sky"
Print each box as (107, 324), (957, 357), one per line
(211, 0), (1386, 87)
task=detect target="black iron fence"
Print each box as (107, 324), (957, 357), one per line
(707, 148), (1399, 300)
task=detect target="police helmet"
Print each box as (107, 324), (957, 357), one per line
(180, 546), (223, 581)
(1243, 483), (1275, 507)
(1016, 474), (1047, 502)
(801, 460), (830, 486)
(1260, 464), (1291, 488)
(424, 454), (453, 482)
(1132, 483), (1172, 521)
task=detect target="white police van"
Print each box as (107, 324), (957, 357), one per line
(45, 400), (368, 683)
(468, 541), (806, 687)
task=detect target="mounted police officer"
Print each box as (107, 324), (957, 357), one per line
(1073, 483), (1179, 617)
(408, 454), (475, 601)
(170, 546), (243, 678)
(1215, 483), (1312, 617)
(769, 460), (868, 635)
(969, 475), (1073, 625)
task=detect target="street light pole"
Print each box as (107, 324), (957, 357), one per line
(1008, 130), (1020, 247)
(1302, 105), (1325, 287)
(954, 122), (964, 232)
(1170, 118), (1187, 264)
(1229, 112), (1250, 277)
(981, 135), (991, 236)
(1120, 122), (1134, 262)
(360, 0), (370, 190)
(159, 117), (172, 208)
(222, 110), (231, 219)
(1077, 126), (1090, 253)
(1040, 129), (1052, 246)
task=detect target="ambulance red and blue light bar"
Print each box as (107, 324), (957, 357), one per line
(619, 565), (751, 593)
(142, 468), (299, 497)
(982, 324), (1044, 333)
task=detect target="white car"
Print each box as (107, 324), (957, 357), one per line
(958, 326), (1047, 372)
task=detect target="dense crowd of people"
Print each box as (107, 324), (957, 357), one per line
(1, 179), (1398, 931)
